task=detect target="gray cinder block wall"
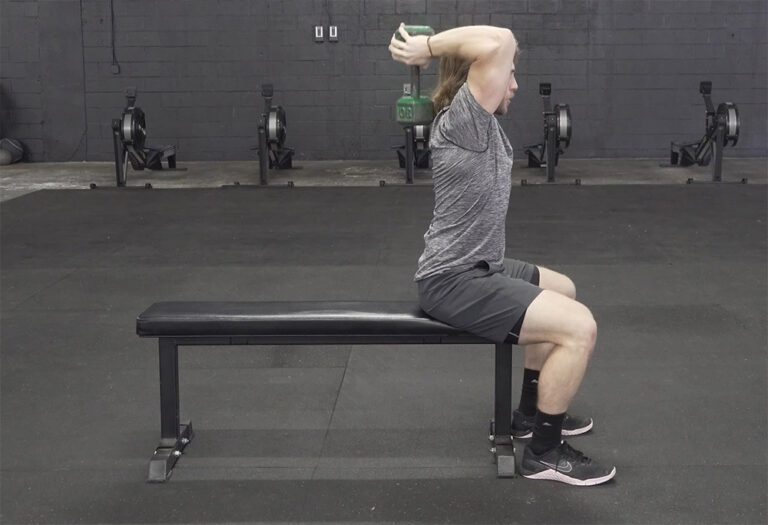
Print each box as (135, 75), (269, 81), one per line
(1, 0), (766, 162)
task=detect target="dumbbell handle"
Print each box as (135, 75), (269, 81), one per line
(411, 68), (421, 98)
(395, 26), (435, 98)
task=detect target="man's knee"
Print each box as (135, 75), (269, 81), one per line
(561, 275), (577, 300)
(570, 310), (597, 357)
(519, 291), (595, 352)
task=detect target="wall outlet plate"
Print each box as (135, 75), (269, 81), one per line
(329, 25), (338, 42)
(314, 25), (324, 42)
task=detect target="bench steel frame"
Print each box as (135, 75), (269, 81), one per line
(145, 333), (516, 483)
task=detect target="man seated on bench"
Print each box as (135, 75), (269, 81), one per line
(390, 24), (616, 486)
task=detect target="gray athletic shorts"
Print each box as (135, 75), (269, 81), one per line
(416, 258), (543, 344)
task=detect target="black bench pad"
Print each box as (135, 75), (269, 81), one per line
(136, 301), (489, 344)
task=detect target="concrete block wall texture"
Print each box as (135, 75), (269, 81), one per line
(1, 0), (766, 162)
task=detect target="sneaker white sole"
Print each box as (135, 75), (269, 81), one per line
(562, 419), (593, 436)
(523, 466), (616, 486)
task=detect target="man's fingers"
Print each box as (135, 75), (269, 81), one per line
(388, 44), (404, 58)
(389, 37), (406, 50)
(389, 50), (409, 64)
(390, 24), (426, 66)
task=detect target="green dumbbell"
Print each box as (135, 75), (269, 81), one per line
(395, 25), (435, 126)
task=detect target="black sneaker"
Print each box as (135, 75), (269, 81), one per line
(521, 441), (616, 486)
(511, 410), (594, 439)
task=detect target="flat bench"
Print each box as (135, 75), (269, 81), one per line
(137, 301), (518, 482)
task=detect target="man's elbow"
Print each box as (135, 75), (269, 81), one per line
(478, 27), (517, 58)
(483, 28), (516, 58)
(498, 28), (517, 49)
(466, 27), (517, 61)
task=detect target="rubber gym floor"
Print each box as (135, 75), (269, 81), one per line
(1, 160), (766, 524)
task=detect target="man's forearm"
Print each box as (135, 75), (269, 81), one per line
(428, 26), (515, 62)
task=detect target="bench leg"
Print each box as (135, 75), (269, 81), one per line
(148, 338), (194, 482)
(491, 342), (516, 477)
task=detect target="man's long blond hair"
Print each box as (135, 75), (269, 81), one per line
(432, 56), (473, 114)
(432, 47), (521, 114)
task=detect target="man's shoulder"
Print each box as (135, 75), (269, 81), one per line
(433, 84), (493, 153)
(450, 83), (491, 118)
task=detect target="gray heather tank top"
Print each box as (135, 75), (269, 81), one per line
(414, 82), (514, 281)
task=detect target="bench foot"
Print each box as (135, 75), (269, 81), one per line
(489, 420), (516, 478)
(493, 441), (517, 477)
(147, 421), (194, 483)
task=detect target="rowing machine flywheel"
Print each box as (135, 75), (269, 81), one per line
(121, 106), (147, 150)
(555, 104), (572, 148)
(267, 106), (287, 147)
(717, 102), (739, 147)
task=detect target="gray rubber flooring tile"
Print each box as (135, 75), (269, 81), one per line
(3, 467), (764, 524)
(1, 186), (765, 524)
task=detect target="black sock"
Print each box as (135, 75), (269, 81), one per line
(529, 410), (565, 455)
(517, 368), (539, 417)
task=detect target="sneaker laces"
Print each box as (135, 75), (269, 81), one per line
(559, 441), (591, 465)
